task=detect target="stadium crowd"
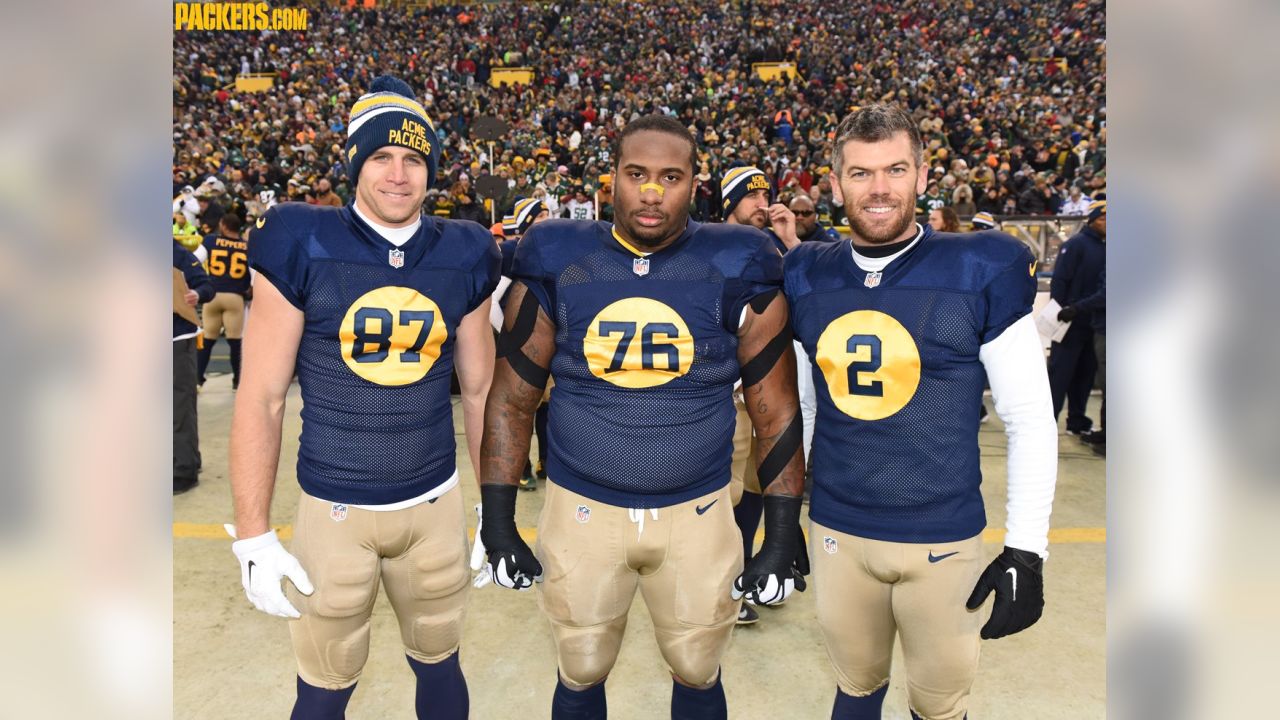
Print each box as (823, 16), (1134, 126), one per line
(173, 0), (1105, 230)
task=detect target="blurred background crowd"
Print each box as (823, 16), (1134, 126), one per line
(173, 0), (1105, 233)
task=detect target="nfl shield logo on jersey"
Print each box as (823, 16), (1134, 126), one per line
(863, 271), (882, 289)
(575, 504), (591, 524)
(823, 535), (838, 554)
(389, 248), (405, 268)
(633, 257), (650, 276)
(330, 503), (348, 522)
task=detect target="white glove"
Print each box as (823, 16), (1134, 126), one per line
(469, 504), (492, 589)
(225, 525), (314, 619)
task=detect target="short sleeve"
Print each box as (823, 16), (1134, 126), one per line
(981, 245), (1038, 344)
(247, 207), (309, 309)
(724, 235), (784, 331)
(511, 226), (556, 317)
(466, 234), (502, 314)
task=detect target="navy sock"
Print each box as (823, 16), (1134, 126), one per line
(196, 338), (215, 384)
(290, 676), (356, 720)
(227, 338), (242, 385)
(553, 674), (607, 720)
(671, 673), (726, 720)
(406, 653), (468, 720)
(832, 684), (887, 720)
(734, 491), (764, 562)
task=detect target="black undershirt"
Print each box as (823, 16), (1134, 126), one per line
(851, 233), (916, 258)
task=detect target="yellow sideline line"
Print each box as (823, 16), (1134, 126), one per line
(174, 523), (1105, 544)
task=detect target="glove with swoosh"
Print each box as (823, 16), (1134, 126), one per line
(225, 525), (314, 619)
(966, 546), (1044, 639)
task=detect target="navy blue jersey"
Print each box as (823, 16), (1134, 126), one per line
(499, 239), (520, 277)
(785, 227), (1036, 543)
(514, 219), (781, 508)
(173, 244), (213, 339)
(249, 203), (500, 505)
(201, 232), (252, 295)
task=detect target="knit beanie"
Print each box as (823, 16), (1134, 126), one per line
(720, 166), (772, 217)
(345, 75), (439, 188)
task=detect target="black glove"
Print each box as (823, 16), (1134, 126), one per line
(966, 546), (1045, 639)
(479, 484), (542, 591)
(792, 522), (810, 579)
(733, 495), (808, 605)
(1057, 305), (1078, 322)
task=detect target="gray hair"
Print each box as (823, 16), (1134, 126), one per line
(831, 104), (925, 177)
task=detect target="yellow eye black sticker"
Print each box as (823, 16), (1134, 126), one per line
(338, 286), (447, 386)
(584, 298), (693, 388)
(815, 310), (921, 420)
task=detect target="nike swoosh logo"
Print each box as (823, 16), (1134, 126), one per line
(927, 551), (959, 563)
(1006, 567), (1018, 601)
(248, 560), (256, 583)
(695, 499), (718, 515)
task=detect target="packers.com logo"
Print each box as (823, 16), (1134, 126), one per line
(174, 3), (309, 32)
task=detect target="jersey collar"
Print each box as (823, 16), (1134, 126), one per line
(342, 204), (440, 269)
(607, 219), (699, 258)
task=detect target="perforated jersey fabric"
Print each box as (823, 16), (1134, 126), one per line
(514, 219), (782, 508)
(785, 228), (1036, 543)
(250, 203), (500, 504)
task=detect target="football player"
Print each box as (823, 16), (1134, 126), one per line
(196, 214), (251, 388)
(479, 115), (808, 719)
(721, 168), (813, 627)
(785, 104), (1058, 719)
(227, 76), (498, 720)
(487, 197), (552, 493)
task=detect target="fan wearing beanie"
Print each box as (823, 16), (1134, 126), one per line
(232, 74), (497, 720)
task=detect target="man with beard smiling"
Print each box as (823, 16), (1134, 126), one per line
(784, 104), (1059, 720)
(479, 115), (809, 719)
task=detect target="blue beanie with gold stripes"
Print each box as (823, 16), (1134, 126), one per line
(720, 166), (772, 218)
(502, 198), (546, 237)
(345, 76), (440, 188)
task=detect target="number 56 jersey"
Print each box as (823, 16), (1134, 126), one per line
(513, 219), (782, 509)
(249, 203), (499, 505)
(784, 226), (1036, 544)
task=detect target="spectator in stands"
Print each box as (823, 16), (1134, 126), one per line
(1019, 173), (1054, 215)
(790, 194), (840, 243)
(1060, 184), (1093, 216)
(311, 177), (344, 208)
(951, 183), (977, 218)
(918, 179), (947, 214)
(173, 211), (201, 251)
(173, 0), (1105, 238)
(928, 207), (962, 233)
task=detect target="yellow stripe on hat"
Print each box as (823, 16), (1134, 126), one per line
(350, 94), (433, 126)
(1088, 200), (1107, 213)
(721, 166), (766, 197)
(720, 166), (758, 191)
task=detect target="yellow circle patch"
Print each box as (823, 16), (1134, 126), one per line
(815, 310), (921, 420)
(584, 298), (694, 388)
(338, 286), (448, 386)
